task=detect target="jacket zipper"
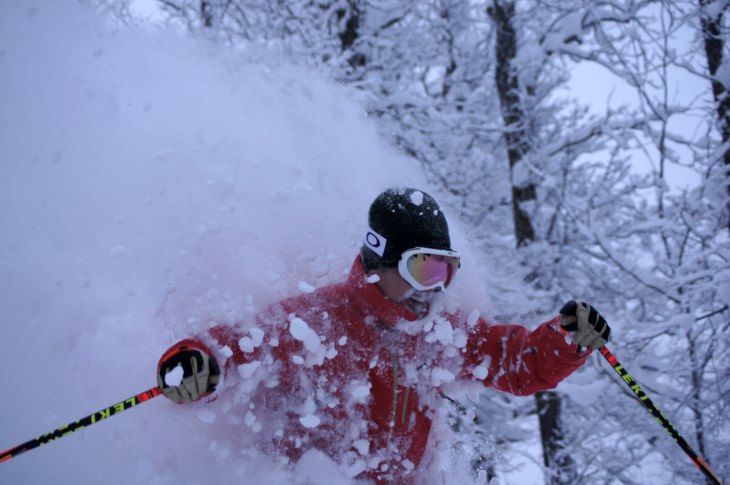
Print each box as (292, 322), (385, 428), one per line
(390, 352), (399, 426)
(390, 351), (411, 427)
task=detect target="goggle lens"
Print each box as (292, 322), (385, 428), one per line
(405, 253), (459, 288)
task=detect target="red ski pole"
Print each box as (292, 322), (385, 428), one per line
(598, 346), (723, 485)
(0, 386), (161, 464)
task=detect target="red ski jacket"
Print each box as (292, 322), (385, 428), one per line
(200, 256), (589, 482)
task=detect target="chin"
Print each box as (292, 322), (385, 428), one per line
(403, 298), (429, 317)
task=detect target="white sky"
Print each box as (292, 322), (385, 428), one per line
(563, 19), (711, 191)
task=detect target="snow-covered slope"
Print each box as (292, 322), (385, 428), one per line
(0, 3), (493, 483)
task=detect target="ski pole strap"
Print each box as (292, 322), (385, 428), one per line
(0, 386), (161, 464)
(599, 346), (723, 485)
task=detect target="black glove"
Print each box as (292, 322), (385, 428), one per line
(157, 339), (220, 404)
(559, 300), (611, 350)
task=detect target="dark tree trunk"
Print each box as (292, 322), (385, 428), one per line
(489, 0), (535, 247)
(699, 0), (730, 225)
(535, 390), (575, 483)
(489, 2), (575, 483)
(686, 333), (711, 485)
(200, 1), (213, 28)
(336, 1), (366, 69)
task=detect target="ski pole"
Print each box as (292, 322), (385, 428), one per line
(0, 386), (161, 464)
(598, 346), (723, 485)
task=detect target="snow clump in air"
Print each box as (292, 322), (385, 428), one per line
(409, 190), (424, 206)
(249, 327), (265, 347)
(239, 336), (255, 353)
(430, 367), (456, 386)
(467, 309), (481, 327)
(164, 363), (185, 386)
(346, 460), (367, 478)
(471, 356), (492, 380)
(289, 316), (324, 357)
(352, 439), (370, 456)
(238, 360), (261, 379)
(424, 317), (454, 345)
(299, 414), (321, 429)
(349, 381), (372, 402)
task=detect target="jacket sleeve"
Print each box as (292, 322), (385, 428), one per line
(207, 323), (254, 370)
(201, 304), (296, 379)
(459, 316), (590, 396)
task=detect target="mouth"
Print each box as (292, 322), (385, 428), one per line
(409, 291), (434, 303)
(402, 289), (437, 315)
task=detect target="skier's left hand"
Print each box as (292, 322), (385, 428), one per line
(559, 300), (611, 350)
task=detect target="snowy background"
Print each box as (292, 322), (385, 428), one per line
(1, 1), (728, 484)
(0, 3), (497, 483)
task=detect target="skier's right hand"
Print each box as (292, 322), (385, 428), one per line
(157, 339), (220, 404)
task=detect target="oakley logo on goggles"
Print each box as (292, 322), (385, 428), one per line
(398, 247), (461, 292)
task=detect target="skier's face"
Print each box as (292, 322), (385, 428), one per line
(374, 267), (438, 315)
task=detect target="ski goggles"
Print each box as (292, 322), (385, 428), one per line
(397, 248), (461, 291)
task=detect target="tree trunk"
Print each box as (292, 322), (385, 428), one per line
(686, 333), (709, 474)
(535, 390), (575, 483)
(489, 2), (575, 483)
(490, 0), (535, 247)
(336, 1), (366, 70)
(699, 0), (730, 226)
(200, 1), (213, 28)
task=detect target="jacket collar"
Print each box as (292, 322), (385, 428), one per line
(345, 256), (419, 327)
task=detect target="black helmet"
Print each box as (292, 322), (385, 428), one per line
(361, 187), (452, 271)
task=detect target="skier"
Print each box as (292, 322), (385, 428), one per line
(156, 187), (611, 483)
